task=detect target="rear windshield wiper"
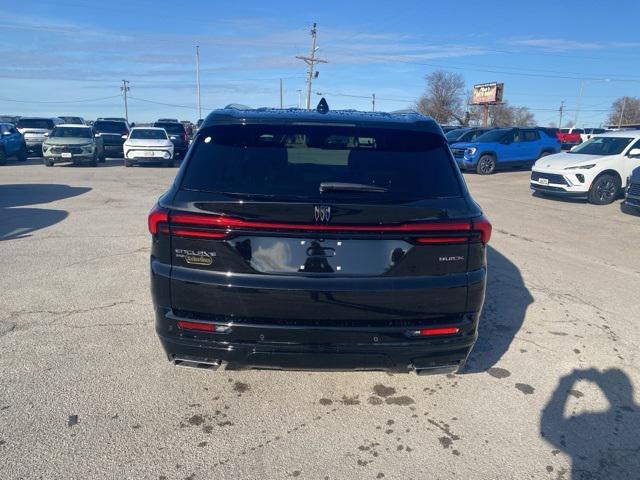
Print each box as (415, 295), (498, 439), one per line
(319, 182), (388, 193)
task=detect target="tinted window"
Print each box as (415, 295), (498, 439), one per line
(17, 118), (54, 129)
(523, 130), (540, 141)
(445, 128), (468, 141)
(60, 117), (84, 125)
(50, 127), (92, 138)
(560, 128), (570, 134)
(182, 125), (462, 202)
(94, 121), (128, 134)
(571, 137), (633, 155)
(593, 128), (606, 134)
(475, 128), (511, 143)
(130, 129), (167, 140)
(154, 123), (185, 134)
(573, 129), (584, 134)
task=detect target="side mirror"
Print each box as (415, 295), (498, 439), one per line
(43, 132), (49, 137)
(628, 148), (640, 157)
(130, 122), (135, 128)
(121, 134), (128, 140)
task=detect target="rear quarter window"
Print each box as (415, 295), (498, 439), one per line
(181, 124), (462, 202)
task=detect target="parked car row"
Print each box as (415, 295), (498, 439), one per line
(0, 115), (196, 162)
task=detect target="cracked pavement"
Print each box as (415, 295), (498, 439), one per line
(1, 159), (640, 479)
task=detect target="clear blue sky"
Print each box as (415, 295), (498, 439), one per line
(1, 0), (639, 126)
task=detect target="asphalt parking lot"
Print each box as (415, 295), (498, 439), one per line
(1, 159), (640, 480)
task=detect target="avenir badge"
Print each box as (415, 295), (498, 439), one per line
(174, 249), (216, 266)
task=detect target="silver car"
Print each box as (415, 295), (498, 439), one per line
(16, 117), (63, 156)
(42, 125), (104, 167)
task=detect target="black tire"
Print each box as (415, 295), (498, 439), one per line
(0, 148), (6, 166)
(165, 159), (174, 168)
(588, 174), (620, 205)
(99, 153), (106, 163)
(89, 152), (98, 167)
(17, 143), (28, 162)
(44, 159), (54, 167)
(476, 154), (496, 175)
(124, 159), (132, 167)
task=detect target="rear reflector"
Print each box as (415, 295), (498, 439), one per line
(177, 320), (216, 332)
(410, 327), (460, 336)
(148, 204), (169, 234)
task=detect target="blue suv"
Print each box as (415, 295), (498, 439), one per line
(0, 122), (27, 165)
(451, 127), (560, 175)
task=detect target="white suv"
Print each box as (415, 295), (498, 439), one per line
(530, 130), (640, 204)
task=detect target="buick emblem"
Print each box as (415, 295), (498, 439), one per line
(314, 205), (331, 223)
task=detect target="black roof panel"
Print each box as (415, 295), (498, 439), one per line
(200, 107), (443, 134)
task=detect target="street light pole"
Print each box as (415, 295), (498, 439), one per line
(196, 46), (202, 121)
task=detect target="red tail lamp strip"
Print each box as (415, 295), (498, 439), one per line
(177, 320), (216, 332)
(419, 327), (460, 336)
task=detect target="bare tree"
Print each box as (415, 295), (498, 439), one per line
(488, 101), (535, 127)
(416, 70), (466, 125)
(607, 97), (640, 126)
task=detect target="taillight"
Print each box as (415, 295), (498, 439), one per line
(472, 215), (492, 244)
(177, 320), (216, 332)
(407, 326), (460, 337)
(148, 205), (169, 234)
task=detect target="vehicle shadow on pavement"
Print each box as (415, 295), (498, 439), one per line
(540, 368), (640, 479)
(0, 184), (90, 241)
(462, 246), (533, 374)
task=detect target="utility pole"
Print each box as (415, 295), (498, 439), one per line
(618, 96), (628, 128)
(558, 100), (565, 128)
(372, 93), (376, 112)
(196, 46), (202, 120)
(279, 79), (283, 109)
(296, 23), (327, 110)
(120, 80), (130, 123)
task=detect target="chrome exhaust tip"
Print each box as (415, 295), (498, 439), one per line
(412, 364), (459, 376)
(172, 355), (221, 371)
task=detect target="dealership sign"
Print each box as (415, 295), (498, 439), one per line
(471, 82), (504, 105)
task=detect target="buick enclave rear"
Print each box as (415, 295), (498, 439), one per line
(149, 107), (491, 374)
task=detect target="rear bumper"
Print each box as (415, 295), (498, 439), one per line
(103, 144), (124, 156)
(155, 306), (478, 373)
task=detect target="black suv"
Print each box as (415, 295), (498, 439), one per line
(153, 121), (189, 158)
(93, 120), (130, 159)
(149, 106), (491, 374)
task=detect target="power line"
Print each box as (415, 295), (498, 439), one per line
(0, 94), (121, 104)
(329, 51), (640, 83)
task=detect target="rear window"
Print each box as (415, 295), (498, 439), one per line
(94, 121), (128, 134)
(130, 129), (167, 140)
(181, 125), (462, 201)
(17, 118), (54, 129)
(154, 123), (185, 134)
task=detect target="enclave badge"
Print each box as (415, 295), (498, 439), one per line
(314, 205), (331, 223)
